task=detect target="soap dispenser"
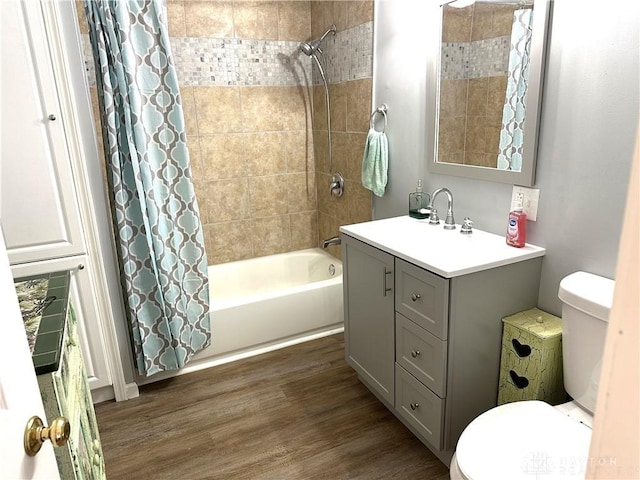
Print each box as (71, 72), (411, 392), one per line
(409, 180), (430, 219)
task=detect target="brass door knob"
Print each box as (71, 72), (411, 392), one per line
(24, 415), (70, 456)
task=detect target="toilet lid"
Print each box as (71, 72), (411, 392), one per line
(456, 401), (592, 480)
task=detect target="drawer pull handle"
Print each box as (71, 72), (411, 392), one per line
(383, 268), (393, 296)
(411, 350), (420, 358)
(511, 338), (532, 357)
(410, 402), (419, 411)
(411, 293), (421, 302)
(509, 370), (529, 389)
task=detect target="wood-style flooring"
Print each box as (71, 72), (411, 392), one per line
(95, 333), (450, 479)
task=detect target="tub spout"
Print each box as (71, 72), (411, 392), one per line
(322, 236), (341, 248)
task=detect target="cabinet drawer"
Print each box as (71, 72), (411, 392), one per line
(395, 364), (444, 451)
(396, 313), (447, 397)
(395, 258), (449, 340)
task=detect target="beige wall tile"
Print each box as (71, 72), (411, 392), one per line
(312, 85), (328, 132)
(278, 1), (311, 41)
(280, 86), (308, 131)
(233, 1), (279, 40)
(199, 134), (246, 180)
(484, 153), (498, 168)
(310, 1), (331, 39)
(186, 137), (203, 182)
(470, 5), (493, 42)
(438, 116), (466, 155)
(248, 175), (288, 217)
(287, 172), (317, 213)
(167, 1), (186, 37)
(329, 82), (347, 132)
(464, 116), (487, 154)
(439, 153), (464, 165)
(290, 211), (318, 250)
(467, 77), (488, 116)
(346, 78), (372, 133)
(284, 130), (314, 173)
(205, 220), (253, 265)
(486, 126), (501, 156)
(244, 132), (286, 176)
(207, 178), (249, 222)
(487, 76), (508, 120)
(347, 180), (372, 225)
(330, 132), (349, 177)
(493, 6), (518, 37)
(194, 86), (242, 134)
(76, 1), (88, 34)
(464, 151), (486, 167)
(181, 86), (199, 138)
(439, 79), (468, 119)
(442, 6), (473, 43)
(329, 1), (348, 33)
(344, 132), (366, 182)
(184, 2), (234, 38)
(346, 1), (373, 28)
(312, 129), (329, 174)
(252, 215), (291, 257)
(240, 87), (284, 132)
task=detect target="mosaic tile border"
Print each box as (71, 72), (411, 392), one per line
(441, 36), (510, 80)
(81, 21), (373, 88)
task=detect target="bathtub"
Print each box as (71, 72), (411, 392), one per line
(177, 248), (344, 375)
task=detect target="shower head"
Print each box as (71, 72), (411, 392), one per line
(300, 25), (336, 57)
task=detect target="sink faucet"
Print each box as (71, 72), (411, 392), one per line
(322, 236), (341, 248)
(428, 187), (456, 230)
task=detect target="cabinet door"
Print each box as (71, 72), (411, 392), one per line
(1, 0), (84, 265)
(343, 235), (395, 405)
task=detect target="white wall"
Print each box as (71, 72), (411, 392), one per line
(373, 0), (639, 314)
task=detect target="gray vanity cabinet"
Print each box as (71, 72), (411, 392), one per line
(343, 236), (395, 406)
(342, 230), (543, 465)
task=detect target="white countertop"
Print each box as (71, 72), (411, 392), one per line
(340, 216), (546, 278)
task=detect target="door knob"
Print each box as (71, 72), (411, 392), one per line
(24, 415), (70, 456)
(411, 293), (421, 301)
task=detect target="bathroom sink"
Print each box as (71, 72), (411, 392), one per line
(340, 216), (545, 278)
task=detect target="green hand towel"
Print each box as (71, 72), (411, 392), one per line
(361, 128), (388, 197)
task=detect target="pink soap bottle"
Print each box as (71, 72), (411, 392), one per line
(506, 200), (527, 248)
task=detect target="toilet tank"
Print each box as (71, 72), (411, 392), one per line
(558, 271), (615, 414)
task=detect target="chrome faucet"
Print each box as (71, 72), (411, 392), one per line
(322, 236), (341, 248)
(428, 187), (456, 230)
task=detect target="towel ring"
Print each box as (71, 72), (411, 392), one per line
(370, 104), (388, 133)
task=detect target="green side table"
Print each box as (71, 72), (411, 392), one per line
(497, 308), (566, 406)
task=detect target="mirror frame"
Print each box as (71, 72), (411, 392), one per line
(427, 0), (552, 186)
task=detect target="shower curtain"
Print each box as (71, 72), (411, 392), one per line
(84, 0), (211, 376)
(497, 9), (534, 171)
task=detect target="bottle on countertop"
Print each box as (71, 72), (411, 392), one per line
(409, 180), (430, 219)
(506, 199), (527, 247)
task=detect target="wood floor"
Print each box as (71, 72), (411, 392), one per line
(95, 333), (450, 479)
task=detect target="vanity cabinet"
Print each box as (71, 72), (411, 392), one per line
(341, 216), (546, 465)
(343, 237), (395, 405)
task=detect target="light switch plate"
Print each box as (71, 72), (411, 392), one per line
(511, 186), (540, 221)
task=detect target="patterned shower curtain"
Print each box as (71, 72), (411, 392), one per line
(84, 0), (210, 376)
(497, 9), (534, 171)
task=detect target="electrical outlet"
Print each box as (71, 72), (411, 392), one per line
(511, 186), (540, 221)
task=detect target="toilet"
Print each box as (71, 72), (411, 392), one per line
(449, 271), (616, 480)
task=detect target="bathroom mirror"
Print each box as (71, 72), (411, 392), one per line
(427, 0), (551, 186)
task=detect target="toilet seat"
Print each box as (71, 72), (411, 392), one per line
(456, 401), (592, 480)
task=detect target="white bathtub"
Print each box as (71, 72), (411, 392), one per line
(179, 248), (344, 375)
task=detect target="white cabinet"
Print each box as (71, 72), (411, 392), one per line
(341, 217), (546, 465)
(2, 0), (117, 400)
(1, 0), (84, 265)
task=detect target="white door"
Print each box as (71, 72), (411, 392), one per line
(0, 228), (60, 478)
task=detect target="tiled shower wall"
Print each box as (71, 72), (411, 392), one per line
(438, 4), (518, 168)
(310, 1), (374, 260)
(78, 0), (373, 264)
